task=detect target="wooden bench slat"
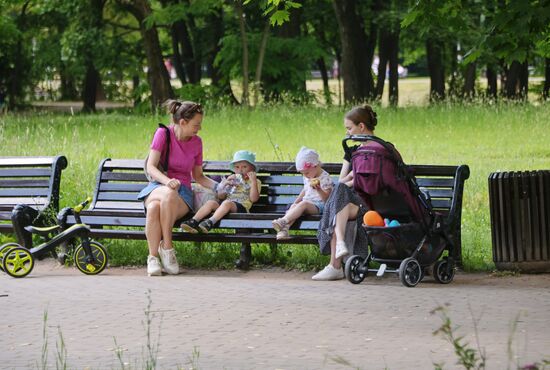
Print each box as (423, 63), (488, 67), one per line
(0, 157), (56, 166)
(416, 178), (455, 188)
(0, 189), (50, 197)
(0, 197), (48, 205)
(99, 183), (147, 192)
(101, 172), (148, 182)
(419, 188), (453, 199)
(0, 179), (50, 188)
(94, 201), (144, 210)
(0, 169), (53, 178)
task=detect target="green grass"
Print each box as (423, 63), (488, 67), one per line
(2, 103), (550, 271)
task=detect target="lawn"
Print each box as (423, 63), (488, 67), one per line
(1, 102), (549, 271)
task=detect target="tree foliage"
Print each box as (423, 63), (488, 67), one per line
(1, 0), (550, 110)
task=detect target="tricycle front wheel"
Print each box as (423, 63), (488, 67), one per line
(74, 241), (108, 275)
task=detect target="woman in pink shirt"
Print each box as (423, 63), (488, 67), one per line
(138, 100), (218, 276)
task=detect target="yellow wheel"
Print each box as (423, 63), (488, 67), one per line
(0, 243), (22, 272)
(74, 241), (108, 275)
(2, 247), (34, 278)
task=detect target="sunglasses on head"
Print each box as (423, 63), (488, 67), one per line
(175, 102), (203, 119)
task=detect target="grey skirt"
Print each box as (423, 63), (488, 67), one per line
(317, 182), (368, 256)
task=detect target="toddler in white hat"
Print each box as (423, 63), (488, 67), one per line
(272, 147), (334, 240)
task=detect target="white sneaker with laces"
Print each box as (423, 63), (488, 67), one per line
(158, 244), (179, 275)
(335, 241), (349, 259)
(311, 264), (344, 281)
(147, 255), (162, 276)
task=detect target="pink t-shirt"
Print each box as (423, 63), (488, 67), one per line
(150, 125), (203, 188)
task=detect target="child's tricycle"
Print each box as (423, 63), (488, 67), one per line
(0, 197), (108, 278)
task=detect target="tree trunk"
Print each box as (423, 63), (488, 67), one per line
(59, 61), (79, 100)
(332, 0), (375, 103)
(80, 0), (105, 113)
(6, 1), (31, 110)
(426, 38), (445, 102)
(254, 20), (270, 106)
(118, 0), (174, 109)
(206, 5), (238, 104)
(82, 65), (100, 112)
(387, 30), (399, 107)
(486, 64), (498, 99)
(375, 29), (389, 101)
(317, 58), (332, 106)
(543, 58), (550, 100)
(463, 63), (476, 99)
(132, 75), (141, 107)
(170, 25), (187, 85)
(518, 60), (528, 101)
(504, 60), (521, 99)
(235, 1), (249, 107)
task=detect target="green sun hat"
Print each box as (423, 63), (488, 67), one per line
(229, 150), (258, 172)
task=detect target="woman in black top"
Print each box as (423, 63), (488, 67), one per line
(313, 105), (378, 281)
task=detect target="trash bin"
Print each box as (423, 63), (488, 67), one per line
(488, 170), (550, 272)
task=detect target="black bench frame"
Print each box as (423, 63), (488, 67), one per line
(0, 156), (68, 234)
(70, 158), (469, 269)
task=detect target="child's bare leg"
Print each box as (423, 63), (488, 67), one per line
(209, 200), (237, 223)
(282, 201), (318, 227)
(192, 200), (219, 221)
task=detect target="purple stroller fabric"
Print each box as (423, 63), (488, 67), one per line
(351, 141), (427, 222)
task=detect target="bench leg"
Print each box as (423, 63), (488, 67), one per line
(235, 243), (251, 270)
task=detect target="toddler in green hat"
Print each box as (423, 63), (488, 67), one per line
(181, 150), (262, 233)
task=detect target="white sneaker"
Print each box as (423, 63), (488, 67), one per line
(335, 241), (349, 259)
(311, 264), (344, 281)
(147, 255), (162, 276)
(158, 244), (179, 275)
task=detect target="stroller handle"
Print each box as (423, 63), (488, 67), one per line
(342, 134), (397, 156)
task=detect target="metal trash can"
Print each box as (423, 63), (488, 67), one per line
(488, 170), (550, 272)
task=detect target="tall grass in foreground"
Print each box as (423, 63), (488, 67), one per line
(1, 103), (549, 271)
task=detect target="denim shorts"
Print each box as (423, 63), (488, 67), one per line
(137, 181), (194, 212)
(302, 200), (324, 214)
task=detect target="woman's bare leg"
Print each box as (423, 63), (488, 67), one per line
(330, 203), (359, 268)
(145, 186), (189, 252)
(144, 200), (162, 256)
(159, 189), (189, 249)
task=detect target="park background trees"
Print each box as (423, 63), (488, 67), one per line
(1, 0), (549, 111)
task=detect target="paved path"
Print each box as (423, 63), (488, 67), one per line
(1, 260), (549, 370)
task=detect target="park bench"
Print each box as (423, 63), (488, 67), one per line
(0, 156), (68, 233)
(67, 158), (469, 269)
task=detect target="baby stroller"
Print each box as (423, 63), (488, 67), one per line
(343, 135), (456, 287)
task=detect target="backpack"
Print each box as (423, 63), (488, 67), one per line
(144, 123), (171, 182)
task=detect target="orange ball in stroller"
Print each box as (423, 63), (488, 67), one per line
(363, 210), (385, 226)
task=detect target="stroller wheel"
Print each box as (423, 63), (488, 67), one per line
(398, 257), (422, 287)
(433, 258), (455, 284)
(345, 255), (367, 284)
